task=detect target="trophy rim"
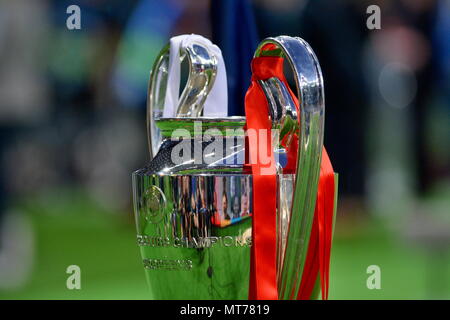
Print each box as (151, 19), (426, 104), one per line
(154, 116), (247, 138)
(155, 116), (246, 122)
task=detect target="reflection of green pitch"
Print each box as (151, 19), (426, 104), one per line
(141, 218), (251, 299)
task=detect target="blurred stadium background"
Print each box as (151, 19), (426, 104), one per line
(0, 0), (449, 299)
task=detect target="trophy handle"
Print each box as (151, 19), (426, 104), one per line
(254, 36), (325, 299)
(147, 40), (218, 158)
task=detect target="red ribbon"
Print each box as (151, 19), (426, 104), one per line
(297, 148), (335, 300)
(245, 54), (336, 300)
(245, 57), (281, 300)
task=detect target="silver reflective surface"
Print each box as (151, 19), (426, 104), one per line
(147, 40), (218, 158)
(148, 118), (246, 175)
(147, 44), (169, 158)
(133, 172), (254, 299)
(258, 77), (299, 167)
(176, 42), (218, 117)
(134, 174), (254, 241)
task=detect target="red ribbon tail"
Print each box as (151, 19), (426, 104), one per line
(297, 147), (335, 300)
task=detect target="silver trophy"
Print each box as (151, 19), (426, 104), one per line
(132, 36), (327, 299)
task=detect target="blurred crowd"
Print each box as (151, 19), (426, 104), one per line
(0, 0), (449, 294)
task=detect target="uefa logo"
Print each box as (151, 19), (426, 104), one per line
(141, 186), (166, 225)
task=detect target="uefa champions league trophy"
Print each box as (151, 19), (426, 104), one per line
(132, 35), (337, 300)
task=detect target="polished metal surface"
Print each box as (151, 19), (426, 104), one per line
(136, 116), (252, 298)
(135, 35), (325, 300)
(258, 77), (298, 130)
(258, 77), (299, 162)
(147, 40), (218, 158)
(255, 36), (325, 299)
(147, 44), (169, 158)
(146, 117), (246, 175)
(277, 174), (294, 284)
(155, 116), (246, 138)
(133, 172), (253, 299)
(134, 174), (254, 240)
(176, 41), (218, 117)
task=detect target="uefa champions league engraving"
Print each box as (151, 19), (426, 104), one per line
(132, 35), (337, 299)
